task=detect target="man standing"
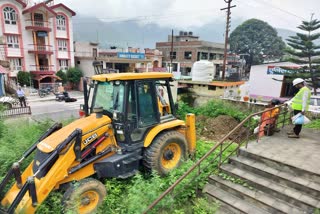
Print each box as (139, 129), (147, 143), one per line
(16, 86), (26, 107)
(288, 78), (311, 138)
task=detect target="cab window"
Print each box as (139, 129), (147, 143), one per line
(137, 81), (158, 127)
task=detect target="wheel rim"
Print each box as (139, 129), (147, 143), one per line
(161, 142), (182, 170)
(78, 190), (100, 213)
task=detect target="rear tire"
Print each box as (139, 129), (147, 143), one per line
(63, 178), (106, 214)
(143, 130), (187, 176)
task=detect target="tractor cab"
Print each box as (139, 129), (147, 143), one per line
(82, 72), (177, 148)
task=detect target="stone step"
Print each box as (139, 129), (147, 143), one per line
(208, 175), (305, 214)
(203, 183), (270, 214)
(220, 164), (320, 212)
(239, 148), (320, 184)
(229, 155), (320, 200)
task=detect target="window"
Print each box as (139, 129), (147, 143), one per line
(3, 7), (17, 25)
(6, 35), (19, 48)
(184, 51), (192, 60)
(137, 81), (158, 126)
(209, 53), (216, 60)
(170, 51), (176, 59)
(201, 52), (208, 60)
(93, 81), (125, 113)
(59, 59), (68, 70)
(57, 39), (67, 51)
(10, 58), (22, 71)
(93, 48), (97, 57)
(56, 15), (66, 30)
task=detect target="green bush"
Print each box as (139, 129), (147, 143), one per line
(56, 70), (68, 84)
(305, 119), (320, 129)
(66, 67), (83, 84)
(177, 99), (250, 121)
(17, 71), (31, 86)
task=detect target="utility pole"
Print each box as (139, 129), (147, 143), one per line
(170, 29), (174, 73)
(221, 0), (236, 80)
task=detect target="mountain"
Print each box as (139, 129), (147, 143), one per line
(72, 15), (297, 49)
(276, 28), (297, 42)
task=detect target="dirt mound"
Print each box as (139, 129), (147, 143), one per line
(197, 115), (248, 142)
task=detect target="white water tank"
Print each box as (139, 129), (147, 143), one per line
(191, 60), (215, 82)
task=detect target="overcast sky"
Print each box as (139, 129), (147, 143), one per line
(55, 0), (320, 31)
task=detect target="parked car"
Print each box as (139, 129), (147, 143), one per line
(0, 96), (19, 109)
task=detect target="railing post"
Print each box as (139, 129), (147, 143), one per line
(218, 143), (222, 168)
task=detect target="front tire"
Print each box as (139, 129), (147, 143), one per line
(63, 178), (106, 214)
(143, 131), (187, 176)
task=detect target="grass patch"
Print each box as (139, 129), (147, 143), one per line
(305, 119), (320, 130)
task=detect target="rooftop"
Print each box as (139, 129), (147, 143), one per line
(92, 72), (173, 82)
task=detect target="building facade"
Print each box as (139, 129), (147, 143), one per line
(0, 0), (75, 87)
(74, 42), (164, 77)
(156, 31), (227, 77)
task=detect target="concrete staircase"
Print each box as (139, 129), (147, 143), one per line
(203, 148), (320, 214)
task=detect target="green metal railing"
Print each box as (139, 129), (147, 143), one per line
(143, 104), (290, 213)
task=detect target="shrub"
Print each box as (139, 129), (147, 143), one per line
(56, 70), (68, 84)
(17, 71), (31, 86)
(177, 99), (250, 121)
(66, 67), (83, 84)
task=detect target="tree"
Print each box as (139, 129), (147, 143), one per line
(286, 17), (320, 95)
(229, 19), (286, 71)
(56, 70), (68, 84)
(17, 71), (31, 86)
(66, 67), (83, 89)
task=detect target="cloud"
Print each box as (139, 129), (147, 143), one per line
(57, 0), (320, 31)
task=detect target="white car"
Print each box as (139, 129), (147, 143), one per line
(0, 96), (19, 109)
(309, 96), (320, 114)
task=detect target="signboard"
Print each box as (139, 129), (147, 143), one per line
(37, 31), (48, 37)
(267, 66), (300, 75)
(117, 52), (145, 59)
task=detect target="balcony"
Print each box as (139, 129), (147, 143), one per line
(29, 65), (55, 75)
(28, 44), (54, 55)
(25, 20), (52, 32)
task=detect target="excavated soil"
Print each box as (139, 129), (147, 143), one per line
(196, 115), (249, 142)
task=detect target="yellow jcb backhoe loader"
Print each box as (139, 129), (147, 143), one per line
(0, 68), (196, 214)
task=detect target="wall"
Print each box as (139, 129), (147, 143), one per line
(249, 62), (298, 99)
(75, 58), (94, 77)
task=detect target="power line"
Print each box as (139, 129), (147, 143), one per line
(238, 0), (306, 21)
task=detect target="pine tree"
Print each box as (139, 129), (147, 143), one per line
(286, 17), (320, 95)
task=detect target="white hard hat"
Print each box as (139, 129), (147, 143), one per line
(292, 78), (304, 86)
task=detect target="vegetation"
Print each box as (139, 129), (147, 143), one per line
(56, 70), (68, 84)
(229, 19), (286, 71)
(305, 119), (320, 129)
(177, 99), (251, 122)
(66, 67), (83, 88)
(17, 71), (31, 87)
(285, 17), (320, 95)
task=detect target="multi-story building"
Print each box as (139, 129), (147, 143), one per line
(156, 31), (227, 77)
(0, 0), (75, 87)
(74, 42), (164, 77)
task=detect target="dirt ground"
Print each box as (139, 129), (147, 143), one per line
(196, 115), (249, 142)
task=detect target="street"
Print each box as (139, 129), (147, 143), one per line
(29, 98), (84, 121)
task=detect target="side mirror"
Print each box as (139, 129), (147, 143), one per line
(113, 110), (123, 121)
